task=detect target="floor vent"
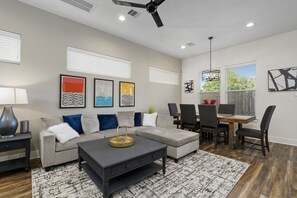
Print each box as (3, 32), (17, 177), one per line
(60, 0), (96, 13)
(128, 9), (140, 18)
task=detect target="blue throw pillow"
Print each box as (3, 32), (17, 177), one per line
(134, 112), (142, 126)
(98, 114), (118, 131)
(63, 114), (83, 134)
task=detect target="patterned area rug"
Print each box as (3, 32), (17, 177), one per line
(32, 151), (249, 198)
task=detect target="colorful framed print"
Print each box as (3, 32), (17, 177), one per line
(94, 78), (114, 107)
(268, 67), (297, 92)
(60, 74), (86, 108)
(119, 81), (135, 107)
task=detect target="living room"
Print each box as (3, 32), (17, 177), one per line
(0, 0), (296, 197)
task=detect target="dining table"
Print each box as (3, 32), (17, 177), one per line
(172, 112), (256, 149)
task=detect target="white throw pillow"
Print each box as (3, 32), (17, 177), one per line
(142, 113), (158, 127)
(48, 123), (80, 143)
(81, 114), (100, 134)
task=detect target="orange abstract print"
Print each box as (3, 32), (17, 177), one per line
(62, 77), (85, 93)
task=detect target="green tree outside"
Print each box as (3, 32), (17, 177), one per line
(201, 70), (255, 92)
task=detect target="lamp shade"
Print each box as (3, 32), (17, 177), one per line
(15, 88), (28, 104)
(0, 88), (15, 104)
(0, 87), (28, 105)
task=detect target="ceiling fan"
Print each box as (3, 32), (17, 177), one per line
(112, 0), (165, 27)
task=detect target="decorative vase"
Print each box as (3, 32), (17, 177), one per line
(0, 106), (18, 138)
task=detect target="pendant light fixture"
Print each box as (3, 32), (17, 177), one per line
(202, 36), (220, 82)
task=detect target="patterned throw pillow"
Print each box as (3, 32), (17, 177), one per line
(81, 114), (100, 134)
(117, 111), (135, 127)
(41, 117), (63, 130)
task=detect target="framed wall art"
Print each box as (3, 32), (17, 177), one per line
(119, 81), (135, 107)
(60, 74), (86, 108)
(268, 67), (297, 92)
(184, 80), (194, 93)
(94, 78), (114, 107)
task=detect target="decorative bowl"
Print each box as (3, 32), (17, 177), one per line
(108, 126), (135, 148)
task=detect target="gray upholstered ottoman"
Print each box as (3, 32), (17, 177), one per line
(136, 127), (199, 162)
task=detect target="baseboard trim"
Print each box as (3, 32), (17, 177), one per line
(269, 136), (297, 147)
(0, 150), (40, 162)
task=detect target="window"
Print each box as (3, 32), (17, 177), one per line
(226, 63), (256, 115)
(149, 67), (179, 85)
(200, 71), (220, 105)
(67, 47), (131, 79)
(0, 30), (21, 64)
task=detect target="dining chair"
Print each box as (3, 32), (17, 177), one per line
(179, 104), (200, 132)
(198, 105), (227, 149)
(236, 105), (276, 156)
(168, 103), (181, 128)
(218, 104), (235, 115)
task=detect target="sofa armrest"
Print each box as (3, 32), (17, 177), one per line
(156, 115), (175, 129)
(39, 130), (56, 168)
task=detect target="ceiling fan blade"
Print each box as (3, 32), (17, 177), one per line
(151, 11), (163, 27)
(112, 0), (146, 8)
(153, 0), (165, 6)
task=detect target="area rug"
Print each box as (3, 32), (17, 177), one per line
(32, 150), (249, 198)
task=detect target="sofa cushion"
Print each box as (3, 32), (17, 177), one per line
(48, 123), (80, 144)
(117, 111), (135, 127)
(63, 114), (83, 134)
(41, 117), (63, 130)
(81, 114), (100, 134)
(99, 127), (138, 138)
(136, 127), (199, 147)
(98, 114), (118, 131)
(56, 132), (104, 152)
(134, 112), (142, 126)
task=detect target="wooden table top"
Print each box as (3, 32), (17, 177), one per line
(172, 112), (256, 124)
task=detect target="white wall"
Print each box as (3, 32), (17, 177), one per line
(0, 0), (181, 157)
(182, 30), (297, 146)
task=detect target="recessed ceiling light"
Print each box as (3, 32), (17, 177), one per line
(246, 22), (254, 28)
(119, 15), (126, 21)
(181, 45), (186, 49)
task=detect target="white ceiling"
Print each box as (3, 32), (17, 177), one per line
(19, 0), (297, 59)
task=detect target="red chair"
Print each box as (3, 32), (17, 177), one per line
(210, 100), (216, 105)
(203, 100), (209, 104)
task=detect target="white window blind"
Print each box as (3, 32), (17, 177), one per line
(67, 47), (131, 79)
(149, 67), (179, 85)
(0, 30), (21, 64)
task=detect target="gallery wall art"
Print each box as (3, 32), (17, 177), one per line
(119, 81), (135, 107)
(94, 79), (114, 107)
(184, 80), (194, 93)
(268, 67), (297, 92)
(60, 75), (86, 108)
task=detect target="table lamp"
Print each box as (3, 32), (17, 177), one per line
(0, 88), (28, 138)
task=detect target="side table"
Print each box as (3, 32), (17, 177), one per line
(0, 132), (32, 173)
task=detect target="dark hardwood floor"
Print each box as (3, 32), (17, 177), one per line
(0, 140), (296, 198)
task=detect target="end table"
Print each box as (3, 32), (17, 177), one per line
(0, 132), (32, 173)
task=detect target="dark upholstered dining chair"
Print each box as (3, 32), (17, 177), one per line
(236, 105), (276, 156)
(218, 104), (235, 115)
(198, 105), (228, 149)
(168, 103), (181, 128)
(179, 104), (200, 132)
